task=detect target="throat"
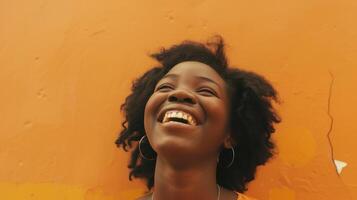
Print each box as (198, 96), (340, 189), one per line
(153, 156), (219, 200)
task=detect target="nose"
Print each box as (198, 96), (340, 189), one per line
(168, 89), (197, 105)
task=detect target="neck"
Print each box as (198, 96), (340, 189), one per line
(152, 155), (219, 200)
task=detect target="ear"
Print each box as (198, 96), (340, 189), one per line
(223, 133), (236, 149)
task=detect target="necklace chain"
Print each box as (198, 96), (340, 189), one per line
(151, 184), (221, 200)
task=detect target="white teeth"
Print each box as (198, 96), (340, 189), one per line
(163, 113), (169, 123)
(182, 114), (188, 120)
(161, 110), (197, 125)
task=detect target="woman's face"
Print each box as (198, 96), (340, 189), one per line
(144, 61), (233, 164)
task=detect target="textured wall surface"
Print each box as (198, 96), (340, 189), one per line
(1, 0), (356, 199)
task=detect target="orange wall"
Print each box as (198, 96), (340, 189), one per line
(1, 0), (356, 199)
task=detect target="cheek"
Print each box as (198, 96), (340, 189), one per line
(144, 97), (155, 134)
(202, 99), (229, 132)
(144, 93), (164, 134)
(199, 98), (229, 151)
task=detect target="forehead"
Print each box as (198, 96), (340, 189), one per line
(163, 61), (226, 86)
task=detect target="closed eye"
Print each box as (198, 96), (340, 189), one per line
(197, 88), (217, 96)
(156, 84), (174, 92)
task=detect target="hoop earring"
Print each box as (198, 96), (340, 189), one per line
(139, 135), (156, 160)
(217, 147), (235, 168)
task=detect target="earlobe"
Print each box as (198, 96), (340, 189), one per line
(223, 134), (236, 149)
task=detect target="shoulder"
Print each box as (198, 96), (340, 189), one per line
(235, 192), (258, 200)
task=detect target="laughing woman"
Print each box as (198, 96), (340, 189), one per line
(115, 36), (281, 200)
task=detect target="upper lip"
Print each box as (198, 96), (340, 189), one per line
(157, 105), (202, 125)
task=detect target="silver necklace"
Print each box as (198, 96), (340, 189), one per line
(151, 184), (221, 200)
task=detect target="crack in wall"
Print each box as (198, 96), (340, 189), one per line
(326, 70), (338, 175)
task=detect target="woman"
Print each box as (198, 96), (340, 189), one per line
(116, 36), (281, 200)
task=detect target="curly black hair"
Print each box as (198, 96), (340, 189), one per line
(115, 35), (281, 193)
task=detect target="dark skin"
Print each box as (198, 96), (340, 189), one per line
(141, 61), (238, 200)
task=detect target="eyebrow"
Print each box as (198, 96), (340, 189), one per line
(161, 73), (221, 88)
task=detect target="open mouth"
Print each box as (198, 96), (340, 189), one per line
(159, 110), (197, 126)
